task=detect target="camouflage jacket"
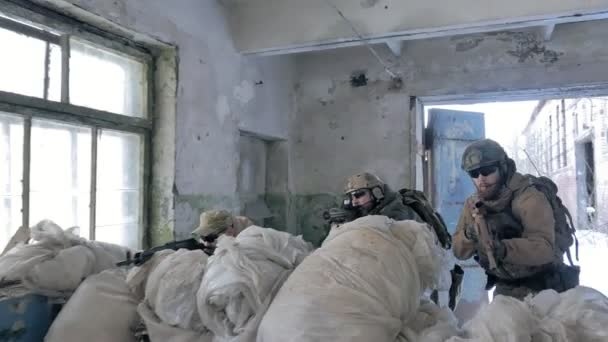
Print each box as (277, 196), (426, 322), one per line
(453, 172), (557, 280)
(367, 186), (419, 221)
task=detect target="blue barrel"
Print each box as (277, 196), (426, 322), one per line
(0, 294), (60, 342)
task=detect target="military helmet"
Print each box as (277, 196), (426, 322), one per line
(192, 209), (234, 238)
(344, 172), (384, 194)
(461, 139), (508, 172)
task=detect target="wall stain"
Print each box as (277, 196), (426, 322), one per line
(453, 31), (563, 64)
(504, 32), (563, 64)
(350, 73), (368, 87)
(454, 37), (485, 52)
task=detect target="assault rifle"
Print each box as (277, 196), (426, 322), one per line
(322, 207), (356, 225)
(474, 201), (498, 272)
(116, 237), (215, 267)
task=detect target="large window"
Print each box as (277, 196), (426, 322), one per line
(0, 9), (151, 250)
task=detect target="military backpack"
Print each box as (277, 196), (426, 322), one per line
(398, 188), (452, 249)
(523, 175), (579, 265)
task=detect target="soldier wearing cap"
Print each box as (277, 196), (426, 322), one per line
(343, 172), (418, 221)
(454, 138), (560, 299)
(192, 209), (254, 247)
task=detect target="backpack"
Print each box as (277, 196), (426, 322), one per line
(398, 188), (452, 249)
(524, 175), (579, 265)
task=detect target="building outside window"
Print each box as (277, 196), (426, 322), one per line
(0, 8), (151, 250)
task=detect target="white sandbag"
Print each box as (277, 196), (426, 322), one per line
(400, 299), (461, 342)
(26, 245), (95, 293)
(0, 220), (132, 296)
(0, 244), (56, 283)
(257, 216), (443, 342)
(198, 226), (313, 342)
(0, 220), (73, 283)
(542, 286), (608, 342)
(388, 220), (443, 290)
(1, 225), (31, 256)
(138, 303), (214, 342)
(145, 249), (208, 331)
(30, 220), (73, 246)
(45, 269), (138, 342)
(84, 239), (131, 272)
(126, 250), (175, 301)
(447, 295), (538, 342)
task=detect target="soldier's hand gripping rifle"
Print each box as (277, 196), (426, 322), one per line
(474, 201), (498, 272)
(116, 237), (215, 267)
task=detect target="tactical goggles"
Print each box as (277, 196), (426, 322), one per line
(468, 165), (498, 178)
(350, 189), (370, 199)
(201, 233), (219, 243)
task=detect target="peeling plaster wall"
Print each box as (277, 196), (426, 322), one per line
(409, 21), (608, 95)
(292, 48), (413, 244)
(36, 0), (296, 241)
(237, 58), (295, 140)
(292, 19), (608, 244)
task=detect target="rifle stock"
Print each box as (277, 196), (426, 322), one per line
(474, 201), (498, 271)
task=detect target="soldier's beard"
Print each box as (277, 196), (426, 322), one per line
(476, 182), (501, 200)
(354, 201), (374, 216)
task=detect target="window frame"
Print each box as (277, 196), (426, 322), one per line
(0, 2), (153, 248)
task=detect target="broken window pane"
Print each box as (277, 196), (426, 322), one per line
(0, 112), (24, 250)
(70, 38), (147, 117)
(96, 129), (143, 248)
(0, 27), (46, 98)
(29, 119), (91, 237)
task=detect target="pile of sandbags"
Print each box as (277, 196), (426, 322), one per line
(530, 286), (608, 342)
(125, 250), (175, 301)
(400, 299), (461, 342)
(257, 215), (444, 342)
(138, 249), (213, 341)
(447, 286), (608, 342)
(45, 269), (140, 342)
(0, 220), (131, 297)
(197, 226), (313, 342)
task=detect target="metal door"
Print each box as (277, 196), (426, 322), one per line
(427, 108), (487, 323)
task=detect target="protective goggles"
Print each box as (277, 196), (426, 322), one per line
(468, 165), (498, 178)
(350, 189), (370, 199)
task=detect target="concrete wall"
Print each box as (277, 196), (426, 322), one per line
(37, 0), (296, 242)
(290, 19), (608, 244)
(291, 48), (412, 244)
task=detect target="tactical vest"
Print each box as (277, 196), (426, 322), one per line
(475, 209), (553, 280)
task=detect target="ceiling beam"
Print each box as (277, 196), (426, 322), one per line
(227, 1), (608, 56)
(385, 40), (403, 57)
(541, 23), (556, 41)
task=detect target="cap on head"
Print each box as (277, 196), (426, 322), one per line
(461, 139), (508, 172)
(192, 209), (234, 237)
(344, 172), (384, 194)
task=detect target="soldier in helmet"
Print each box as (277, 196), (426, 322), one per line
(343, 172), (418, 221)
(453, 139), (561, 300)
(192, 209), (254, 248)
